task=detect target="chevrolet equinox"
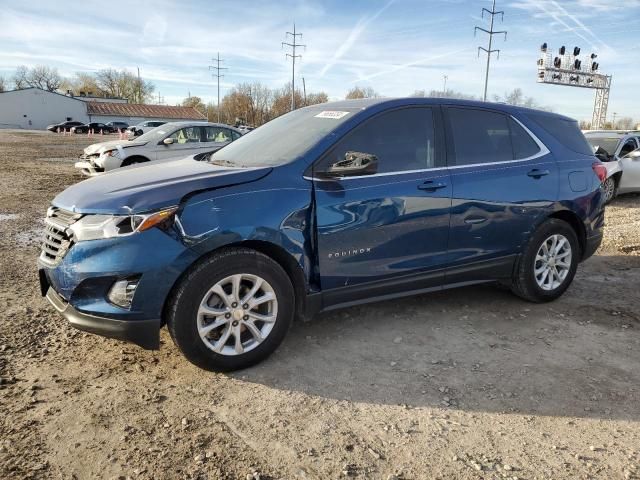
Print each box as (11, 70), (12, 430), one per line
(38, 98), (606, 371)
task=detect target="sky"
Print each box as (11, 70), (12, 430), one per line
(0, 0), (638, 122)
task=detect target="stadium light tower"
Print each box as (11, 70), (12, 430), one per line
(537, 44), (612, 129)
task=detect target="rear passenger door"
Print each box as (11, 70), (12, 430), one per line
(202, 126), (233, 154)
(443, 106), (557, 282)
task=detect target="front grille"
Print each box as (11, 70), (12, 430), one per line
(40, 207), (82, 266)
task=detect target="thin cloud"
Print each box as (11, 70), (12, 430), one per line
(320, 0), (395, 77)
(354, 48), (468, 82)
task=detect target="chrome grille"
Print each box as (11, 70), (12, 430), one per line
(40, 207), (82, 266)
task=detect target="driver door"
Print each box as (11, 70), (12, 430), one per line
(311, 107), (451, 306)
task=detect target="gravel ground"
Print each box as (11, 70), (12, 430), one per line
(0, 129), (639, 480)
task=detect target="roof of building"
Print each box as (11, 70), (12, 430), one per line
(86, 101), (206, 120)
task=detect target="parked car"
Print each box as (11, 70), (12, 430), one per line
(70, 122), (114, 134)
(127, 121), (167, 137)
(75, 122), (243, 176)
(46, 120), (84, 132)
(39, 98), (605, 371)
(583, 130), (640, 203)
(106, 121), (129, 132)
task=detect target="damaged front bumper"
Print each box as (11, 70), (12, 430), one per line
(37, 225), (200, 351)
(74, 159), (104, 177)
(42, 280), (160, 349)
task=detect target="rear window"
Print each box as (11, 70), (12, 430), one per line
(528, 114), (593, 155)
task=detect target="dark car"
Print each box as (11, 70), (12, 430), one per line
(46, 121), (84, 132)
(71, 122), (114, 134)
(106, 121), (129, 133)
(38, 98), (605, 371)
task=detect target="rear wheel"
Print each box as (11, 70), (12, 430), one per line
(167, 248), (294, 371)
(511, 219), (579, 302)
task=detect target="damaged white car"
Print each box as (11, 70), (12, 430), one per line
(583, 130), (640, 203)
(75, 122), (243, 176)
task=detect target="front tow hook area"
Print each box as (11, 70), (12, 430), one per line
(44, 288), (161, 350)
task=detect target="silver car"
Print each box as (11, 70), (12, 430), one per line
(583, 130), (640, 203)
(75, 122), (243, 176)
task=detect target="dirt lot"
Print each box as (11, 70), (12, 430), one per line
(0, 129), (639, 480)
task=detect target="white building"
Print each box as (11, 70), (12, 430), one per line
(0, 87), (206, 130)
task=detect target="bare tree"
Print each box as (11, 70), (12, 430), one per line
(0, 76), (6, 93)
(12, 66), (30, 89)
(12, 65), (62, 91)
(182, 96), (207, 115)
(95, 69), (154, 103)
(614, 117), (635, 130)
(306, 91), (329, 106)
(345, 86), (379, 99)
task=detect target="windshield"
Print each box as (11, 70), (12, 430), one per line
(584, 136), (620, 155)
(134, 125), (173, 143)
(210, 107), (358, 167)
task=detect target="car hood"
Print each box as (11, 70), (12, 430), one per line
(53, 158), (273, 215)
(83, 139), (147, 155)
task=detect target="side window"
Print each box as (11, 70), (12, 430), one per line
(231, 130), (242, 141)
(509, 118), (540, 159)
(204, 127), (232, 143)
(619, 139), (637, 157)
(169, 127), (202, 144)
(318, 107), (436, 174)
(448, 108), (512, 166)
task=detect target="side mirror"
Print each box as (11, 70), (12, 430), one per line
(163, 137), (174, 145)
(323, 151), (378, 178)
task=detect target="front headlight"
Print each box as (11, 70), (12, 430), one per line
(69, 207), (178, 242)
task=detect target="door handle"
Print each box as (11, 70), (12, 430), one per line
(418, 181), (447, 191)
(527, 169), (550, 178)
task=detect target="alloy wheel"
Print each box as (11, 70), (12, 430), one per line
(196, 274), (278, 356)
(534, 234), (572, 291)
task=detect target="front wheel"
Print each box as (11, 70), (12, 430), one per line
(511, 219), (579, 303)
(602, 176), (617, 204)
(166, 248), (294, 371)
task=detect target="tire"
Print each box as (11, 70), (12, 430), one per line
(511, 218), (580, 303)
(602, 176), (617, 204)
(166, 248), (295, 371)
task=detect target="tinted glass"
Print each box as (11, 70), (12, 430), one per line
(231, 130), (242, 141)
(529, 113), (593, 155)
(509, 118), (540, 159)
(318, 108), (436, 174)
(169, 127), (201, 144)
(619, 139), (637, 157)
(448, 108), (512, 165)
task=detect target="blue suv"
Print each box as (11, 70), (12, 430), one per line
(38, 98), (605, 371)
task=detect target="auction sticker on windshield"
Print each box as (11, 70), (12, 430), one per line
(314, 111), (350, 119)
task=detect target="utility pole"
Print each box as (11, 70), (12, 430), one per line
(612, 112), (618, 127)
(209, 52), (228, 123)
(475, 0), (507, 101)
(443, 75), (448, 96)
(282, 23), (305, 111)
(302, 76), (307, 106)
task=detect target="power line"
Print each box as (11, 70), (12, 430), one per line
(475, 0), (507, 101)
(282, 23), (305, 111)
(209, 52), (228, 123)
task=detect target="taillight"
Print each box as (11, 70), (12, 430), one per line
(592, 162), (607, 183)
